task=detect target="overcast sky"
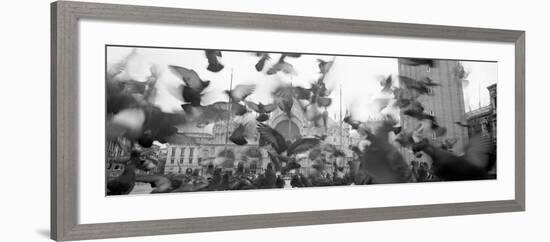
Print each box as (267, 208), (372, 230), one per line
(107, 46), (497, 121)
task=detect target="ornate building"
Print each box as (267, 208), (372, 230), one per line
(466, 84), (497, 144)
(163, 128), (218, 174)
(398, 60), (469, 163)
(163, 98), (355, 176)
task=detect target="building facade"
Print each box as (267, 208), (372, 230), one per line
(163, 98), (356, 176)
(466, 83), (497, 144)
(163, 131), (218, 174)
(398, 60), (469, 163)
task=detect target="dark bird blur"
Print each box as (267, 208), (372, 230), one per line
(412, 135), (493, 181)
(380, 75), (393, 94)
(399, 58), (436, 68)
(266, 54), (298, 75)
(225, 84), (256, 103)
(246, 101), (277, 122)
(169, 65), (210, 106)
(357, 119), (412, 184)
(257, 123), (288, 154)
(205, 50), (224, 72)
(254, 52), (270, 72)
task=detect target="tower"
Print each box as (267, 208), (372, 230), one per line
(398, 60), (469, 163)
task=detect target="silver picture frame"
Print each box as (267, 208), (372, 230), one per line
(51, 1), (525, 241)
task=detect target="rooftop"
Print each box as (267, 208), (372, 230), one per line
(466, 105), (493, 119)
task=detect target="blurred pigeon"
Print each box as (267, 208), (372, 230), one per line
(225, 84), (256, 103)
(358, 119), (412, 184)
(399, 58), (436, 67)
(205, 50), (224, 72)
(169, 65), (210, 106)
(254, 52), (271, 72)
(317, 58), (334, 75)
(266, 54), (298, 75)
(257, 123), (288, 154)
(286, 138), (322, 156)
(246, 101), (277, 122)
(412, 135), (492, 181)
(380, 75), (393, 94)
(399, 75), (432, 96)
(272, 84), (295, 117)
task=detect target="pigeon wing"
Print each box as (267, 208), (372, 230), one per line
(245, 101), (260, 112)
(230, 84), (256, 101)
(263, 103), (277, 113)
(168, 65), (203, 89)
(287, 138), (321, 156)
(257, 123), (287, 153)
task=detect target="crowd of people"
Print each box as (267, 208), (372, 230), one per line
(107, 142), (450, 195)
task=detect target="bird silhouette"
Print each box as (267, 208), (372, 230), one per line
(392, 87), (420, 108)
(399, 58), (436, 68)
(317, 58), (334, 75)
(183, 101), (248, 128)
(358, 119), (412, 184)
(106, 64), (160, 114)
(403, 105), (435, 122)
(282, 160), (301, 174)
(292, 86), (312, 101)
(225, 84), (256, 103)
(257, 123), (288, 154)
(205, 50), (224, 72)
(246, 101), (277, 122)
(169, 65), (210, 106)
(286, 138), (322, 156)
(229, 124), (249, 145)
(272, 84), (295, 118)
(254, 52), (271, 72)
(266, 54), (298, 75)
(343, 112), (361, 130)
(106, 108), (146, 142)
(136, 106), (187, 147)
(420, 77), (440, 87)
(380, 75), (393, 94)
(412, 135), (492, 181)
(266, 150), (285, 172)
(399, 75), (433, 96)
(229, 116), (256, 146)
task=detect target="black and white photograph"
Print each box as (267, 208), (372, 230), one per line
(105, 45), (498, 196)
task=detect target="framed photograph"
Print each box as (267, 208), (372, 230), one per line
(51, 1), (525, 241)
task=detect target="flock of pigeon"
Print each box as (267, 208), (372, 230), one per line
(105, 49), (496, 195)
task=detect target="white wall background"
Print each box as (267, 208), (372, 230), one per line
(0, 0), (547, 241)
